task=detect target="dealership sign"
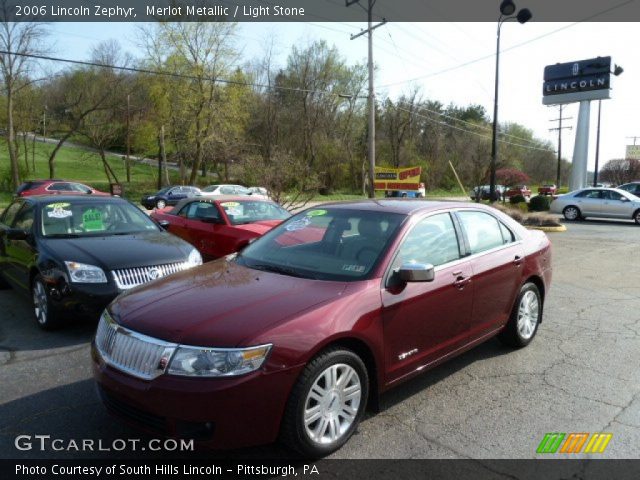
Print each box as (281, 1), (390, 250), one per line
(542, 57), (611, 105)
(626, 145), (640, 160)
(374, 166), (421, 191)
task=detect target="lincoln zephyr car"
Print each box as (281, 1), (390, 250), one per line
(92, 200), (552, 456)
(150, 196), (291, 260)
(0, 195), (202, 330)
(550, 187), (640, 224)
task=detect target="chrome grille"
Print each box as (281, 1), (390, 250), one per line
(111, 262), (190, 290)
(95, 311), (177, 380)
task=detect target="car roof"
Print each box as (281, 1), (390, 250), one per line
(307, 199), (494, 216)
(20, 195), (119, 204)
(169, 195), (272, 213)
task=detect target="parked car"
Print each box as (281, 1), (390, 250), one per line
(385, 183), (426, 198)
(199, 184), (252, 197)
(550, 187), (640, 224)
(617, 182), (640, 196)
(93, 200), (552, 456)
(140, 186), (201, 210)
(469, 184), (506, 201)
(17, 179), (109, 197)
(0, 195), (202, 330)
(247, 186), (271, 200)
(150, 196), (291, 260)
(505, 185), (532, 199)
(538, 184), (557, 196)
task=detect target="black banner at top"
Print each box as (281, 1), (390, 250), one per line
(1, 0), (640, 22)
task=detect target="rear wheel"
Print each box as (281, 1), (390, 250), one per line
(280, 348), (368, 457)
(498, 282), (542, 348)
(155, 199), (166, 209)
(32, 275), (63, 330)
(634, 209), (640, 225)
(562, 206), (581, 221)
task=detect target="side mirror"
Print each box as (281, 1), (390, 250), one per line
(158, 220), (170, 229)
(6, 228), (28, 240)
(398, 263), (435, 282)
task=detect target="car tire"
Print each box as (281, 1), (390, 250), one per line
(155, 199), (166, 209)
(498, 282), (542, 348)
(32, 275), (63, 330)
(280, 348), (369, 457)
(401, 193), (407, 198)
(633, 209), (640, 225)
(562, 206), (581, 221)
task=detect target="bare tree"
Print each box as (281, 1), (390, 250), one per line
(0, 6), (48, 188)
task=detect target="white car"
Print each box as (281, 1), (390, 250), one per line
(550, 187), (640, 224)
(198, 184), (252, 197)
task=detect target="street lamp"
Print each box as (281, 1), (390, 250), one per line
(489, 0), (532, 202)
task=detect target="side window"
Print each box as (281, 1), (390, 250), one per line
(186, 202), (220, 221)
(220, 186), (234, 195)
(47, 182), (71, 191)
(575, 190), (601, 199)
(499, 222), (515, 244)
(177, 204), (190, 217)
(394, 213), (461, 268)
(13, 204), (35, 231)
(2, 202), (23, 226)
(458, 211), (505, 254)
(72, 183), (92, 193)
(604, 191), (623, 201)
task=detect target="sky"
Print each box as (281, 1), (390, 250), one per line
(45, 21), (640, 174)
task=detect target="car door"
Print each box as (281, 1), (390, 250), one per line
(183, 201), (232, 258)
(601, 190), (633, 218)
(573, 189), (603, 216)
(164, 203), (192, 243)
(381, 212), (473, 384)
(4, 202), (37, 290)
(166, 187), (184, 205)
(0, 201), (24, 284)
(455, 210), (524, 337)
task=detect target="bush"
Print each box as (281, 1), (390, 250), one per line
(509, 194), (526, 204)
(529, 195), (551, 212)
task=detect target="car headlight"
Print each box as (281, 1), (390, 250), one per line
(186, 248), (202, 267)
(64, 261), (107, 283)
(147, 196), (156, 200)
(167, 344), (272, 377)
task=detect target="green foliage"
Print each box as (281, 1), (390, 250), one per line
(509, 194), (527, 204)
(528, 195), (552, 212)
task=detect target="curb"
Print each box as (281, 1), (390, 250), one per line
(525, 225), (567, 233)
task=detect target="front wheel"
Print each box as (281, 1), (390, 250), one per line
(563, 206), (581, 221)
(32, 275), (63, 330)
(498, 282), (542, 348)
(155, 199), (166, 209)
(280, 348), (369, 457)
(634, 209), (640, 225)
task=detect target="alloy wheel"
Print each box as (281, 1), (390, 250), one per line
(517, 290), (539, 340)
(303, 363), (362, 445)
(33, 281), (48, 326)
(563, 206), (579, 220)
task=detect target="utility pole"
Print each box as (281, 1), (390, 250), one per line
(126, 94), (131, 183)
(626, 136), (640, 146)
(347, 0), (386, 198)
(593, 100), (602, 187)
(549, 104), (572, 188)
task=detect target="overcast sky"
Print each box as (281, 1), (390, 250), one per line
(46, 21), (640, 174)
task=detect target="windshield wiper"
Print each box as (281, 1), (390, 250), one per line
(44, 233), (80, 238)
(249, 263), (313, 279)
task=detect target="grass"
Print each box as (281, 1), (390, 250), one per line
(0, 139), (194, 209)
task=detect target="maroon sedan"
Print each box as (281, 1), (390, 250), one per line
(92, 200), (552, 456)
(150, 196), (290, 260)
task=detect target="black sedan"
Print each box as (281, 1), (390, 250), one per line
(140, 185), (200, 210)
(0, 195), (202, 330)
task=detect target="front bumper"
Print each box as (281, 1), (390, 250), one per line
(91, 343), (303, 449)
(50, 281), (119, 318)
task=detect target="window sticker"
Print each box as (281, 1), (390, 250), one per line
(342, 264), (366, 273)
(46, 203), (72, 219)
(307, 209), (327, 217)
(285, 216), (311, 231)
(82, 208), (104, 231)
(220, 201), (240, 207)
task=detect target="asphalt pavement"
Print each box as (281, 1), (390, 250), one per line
(0, 217), (638, 460)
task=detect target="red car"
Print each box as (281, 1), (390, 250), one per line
(150, 196), (291, 260)
(93, 201), (552, 456)
(505, 185), (531, 199)
(538, 184), (558, 196)
(17, 179), (109, 197)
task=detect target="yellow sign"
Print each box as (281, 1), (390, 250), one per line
(374, 166), (422, 191)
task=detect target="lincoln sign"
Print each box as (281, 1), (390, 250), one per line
(542, 56), (611, 105)
(374, 166), (422, 191)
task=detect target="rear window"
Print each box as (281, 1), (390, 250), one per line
(16, 181), (43, 194)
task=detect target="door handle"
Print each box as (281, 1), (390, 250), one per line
(513, 255), (523, 266)
(453, 275), (471, 289)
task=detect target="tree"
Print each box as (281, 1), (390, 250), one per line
(0, 8), (47, 189)
(496, 167), (530, 186)
(599, 158), (640, 185)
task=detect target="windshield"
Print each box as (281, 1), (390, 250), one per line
(236, 208), (405, 281)
(40, 200), (160, 237)
(219, 200), (290, 225)
(202, 185), (220, 192)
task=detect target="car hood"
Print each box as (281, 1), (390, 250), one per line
(111, 259), (348, 347)
(41, 231), (192, 270)
(232, 220), (282, 234)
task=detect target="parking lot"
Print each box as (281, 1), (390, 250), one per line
(0, 218), (638, 459)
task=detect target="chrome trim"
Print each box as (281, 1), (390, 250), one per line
(111, 261), (191, 290)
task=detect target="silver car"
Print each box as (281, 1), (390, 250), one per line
(550, 187), (640, 225)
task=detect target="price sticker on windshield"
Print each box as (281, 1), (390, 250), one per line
(46, 203), (72, 219)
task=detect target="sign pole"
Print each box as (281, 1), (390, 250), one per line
(570, 100), (591, 191)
